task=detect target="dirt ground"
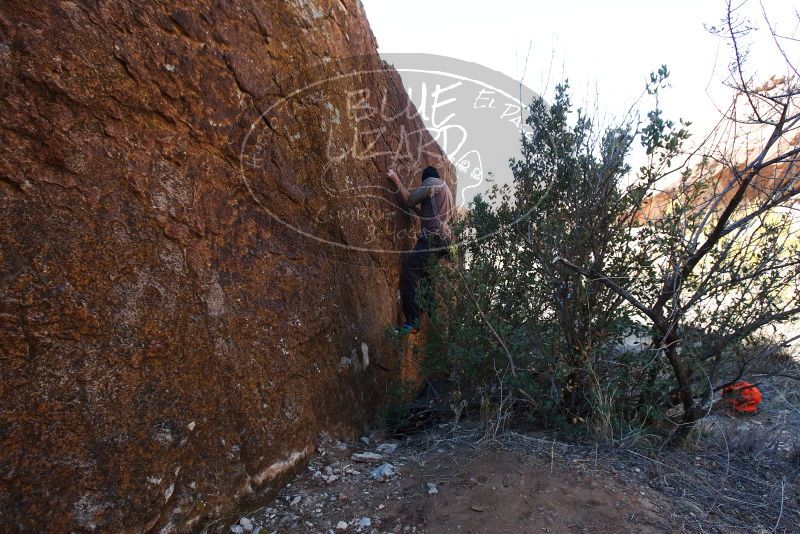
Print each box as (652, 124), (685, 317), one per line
(209, 429), (672, 534)
(398, 449), (668, 533)
(204, 374), (800, 534)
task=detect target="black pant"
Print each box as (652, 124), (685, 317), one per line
(400, 235), (449, 325)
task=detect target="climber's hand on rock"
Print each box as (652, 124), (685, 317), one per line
(386, 169), (400, 184)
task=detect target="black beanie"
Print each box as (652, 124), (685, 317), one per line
(421, 166), (440, 180)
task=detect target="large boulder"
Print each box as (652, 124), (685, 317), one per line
(0, 1), (453, 531)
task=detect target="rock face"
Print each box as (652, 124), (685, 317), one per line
(0, 1), (453, 531)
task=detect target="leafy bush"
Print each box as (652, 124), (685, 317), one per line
(423, 63), (799, 442)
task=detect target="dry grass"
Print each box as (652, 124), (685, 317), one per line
(402, 370), (800, 532)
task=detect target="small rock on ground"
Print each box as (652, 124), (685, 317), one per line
(351, 452), (382, 463)
(370, 463), (396, 480)
(376, 443), (397, 454)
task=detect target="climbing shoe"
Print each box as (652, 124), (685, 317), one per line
(395, 322), (419, 335)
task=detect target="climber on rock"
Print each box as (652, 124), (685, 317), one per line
(387, 165), (454, 334)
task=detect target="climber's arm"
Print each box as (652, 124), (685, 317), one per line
(386, 169), (412, 207)
(386, 170), (435, 209)
(406, 183), (435, 207)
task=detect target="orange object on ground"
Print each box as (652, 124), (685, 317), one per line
(722, 381), (762, 413)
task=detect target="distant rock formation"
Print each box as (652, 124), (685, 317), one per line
(0, 1), (453, 531)
(637, 132), (799, 223)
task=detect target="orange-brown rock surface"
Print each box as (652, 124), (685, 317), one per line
(0, 1), (453, 531)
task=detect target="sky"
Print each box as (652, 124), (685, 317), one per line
(361, 0), (798, 148)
